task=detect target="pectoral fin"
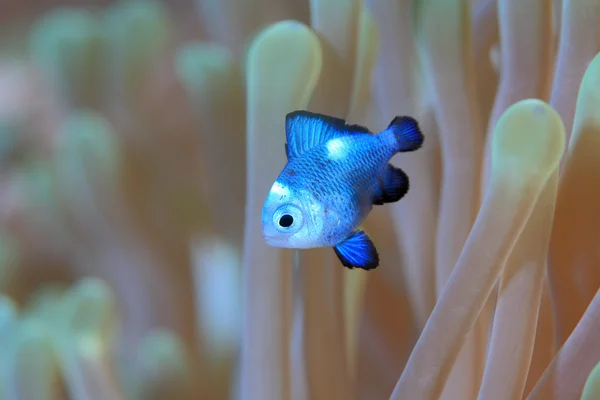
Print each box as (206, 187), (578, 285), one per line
(333, 230), (379, 270)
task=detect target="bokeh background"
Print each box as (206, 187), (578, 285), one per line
(0, 0), (599, 399)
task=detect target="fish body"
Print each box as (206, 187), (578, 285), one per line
(261, 111), (423, 270)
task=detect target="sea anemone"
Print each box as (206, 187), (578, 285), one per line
(0, 0), (598, 399)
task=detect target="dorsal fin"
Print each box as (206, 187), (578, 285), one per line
(284, 110), (371, 160)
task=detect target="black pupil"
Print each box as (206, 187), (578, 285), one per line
(279, 214), (294, 228)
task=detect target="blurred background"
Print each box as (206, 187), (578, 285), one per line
(0, 0), (599, 399)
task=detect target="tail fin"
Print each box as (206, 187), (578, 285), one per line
(386, 116), (424, 152)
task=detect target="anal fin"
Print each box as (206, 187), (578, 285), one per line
(373, 164), (409, 205)
(333, 230), (379, 270)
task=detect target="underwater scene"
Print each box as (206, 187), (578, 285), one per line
(0, 0), (598, 399)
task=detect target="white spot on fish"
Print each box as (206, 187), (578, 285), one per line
(270, 181), (290, 199)
(326, 138), (348, 160)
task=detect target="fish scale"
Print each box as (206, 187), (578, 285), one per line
(280, 136), (390, 197)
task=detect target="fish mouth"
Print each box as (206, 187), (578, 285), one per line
(262, 232), (275, 243)
(262, 233), (284, 247)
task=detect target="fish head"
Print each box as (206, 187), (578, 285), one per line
(261, 180), (323, 248)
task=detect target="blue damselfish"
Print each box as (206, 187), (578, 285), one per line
(261, 110), (424, 270)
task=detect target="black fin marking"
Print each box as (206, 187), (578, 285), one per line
(386, 116), (424, 152)
(373, 164), (410, 205)
(346, 123), (372, 134)
(333, 230), (379, 270)
(284, 110), (371, 160)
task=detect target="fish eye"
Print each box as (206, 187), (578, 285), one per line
(273, 205), (303, 232)
(278, 214), (294, 228)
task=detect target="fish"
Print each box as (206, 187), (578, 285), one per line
(261, 110), (424, 270)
